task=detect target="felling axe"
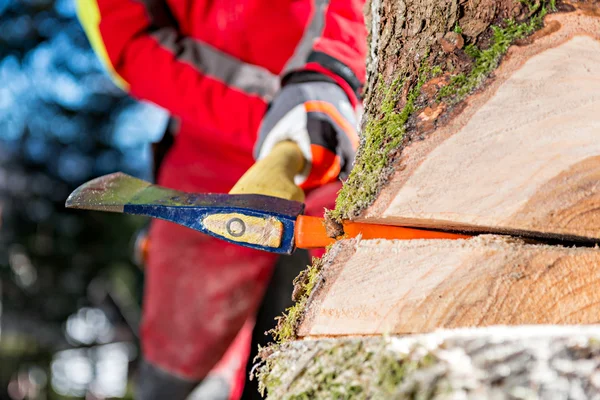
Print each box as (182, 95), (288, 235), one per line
(66, 141), (469, 254)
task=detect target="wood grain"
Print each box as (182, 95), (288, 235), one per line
(298, 236), (600, 337)
(362, 11), (600, 241)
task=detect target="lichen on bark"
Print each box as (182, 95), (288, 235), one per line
(255, 337), (438, 399)
(256, 326), (600, 399)
(331, 0), (557, 221)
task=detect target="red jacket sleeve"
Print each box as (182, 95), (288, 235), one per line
(76, 0), (277, 138)
(289, 0), (368, 106)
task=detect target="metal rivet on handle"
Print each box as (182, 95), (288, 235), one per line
(226, 217), (246, 237)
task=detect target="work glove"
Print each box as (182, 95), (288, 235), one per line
(254, 76), (360, 190)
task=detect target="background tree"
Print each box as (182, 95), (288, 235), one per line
(0, 0), (167, 397)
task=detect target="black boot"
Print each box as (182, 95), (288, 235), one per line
(135, 360), (201, 400)
(241, 249), (310, 399)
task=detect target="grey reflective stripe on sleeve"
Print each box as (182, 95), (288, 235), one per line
(283, 0), (330, 75)
(150, 29), (280, 101)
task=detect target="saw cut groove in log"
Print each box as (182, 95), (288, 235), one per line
(298, 237), (600, 337)
(362, 10), (600, 241)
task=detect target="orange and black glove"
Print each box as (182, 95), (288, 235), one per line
(254, 74), (360, 190)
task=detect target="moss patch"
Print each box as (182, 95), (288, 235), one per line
(257, 327), (600, 398)
(329, 59), (436, 222)
(437, 3), (552, 103)
(331, 1), (555, 221)
(255, 338), (440, 399)
(269, 256), (324, 343)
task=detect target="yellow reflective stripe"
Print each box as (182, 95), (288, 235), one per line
(76, 0), (129, 90)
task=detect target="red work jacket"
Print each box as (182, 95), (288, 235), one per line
(77, 0), (368, 386)
(78, 0), (367, 158)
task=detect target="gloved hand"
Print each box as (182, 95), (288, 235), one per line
(254, 76), (360, 190)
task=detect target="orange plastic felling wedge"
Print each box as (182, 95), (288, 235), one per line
(294, 215), (336, 249)
(294, 215), (471, 249)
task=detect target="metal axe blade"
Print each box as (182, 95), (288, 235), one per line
(66, 172), (153, 212)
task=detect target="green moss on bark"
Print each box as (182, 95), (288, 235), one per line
(438, 4), (551, 103)
(255, 338), (440, 399)
(257, 327), (600, 399)
(268, 257), (324, 343)
(330, 60), (436, 222)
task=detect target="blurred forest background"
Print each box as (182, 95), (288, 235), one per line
(0, 0), (169, 398)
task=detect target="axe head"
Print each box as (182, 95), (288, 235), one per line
(66, 172), (153, 212)
(66, 173), (305, 254)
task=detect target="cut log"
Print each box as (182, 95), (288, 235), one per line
(359, 10), (600, 241)
(257, 326), (600, 399)
(260, 2), (600, 399)
(259, 3), (600, 398)
(298, 236), (600, 337)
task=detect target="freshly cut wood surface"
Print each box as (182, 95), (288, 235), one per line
(298, 236), (600, 337)
(362, 10), (600, 241)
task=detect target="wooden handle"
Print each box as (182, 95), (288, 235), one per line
(229, 141), (306, 202)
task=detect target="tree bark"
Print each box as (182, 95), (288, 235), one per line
(257, 326), (600, 399)
(258, 1), (600, 398)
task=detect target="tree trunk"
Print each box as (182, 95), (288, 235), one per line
(258, 1), (600, 398)
(332, 0), (600, 236)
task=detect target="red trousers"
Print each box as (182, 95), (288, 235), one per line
(141, 131), (338, 397)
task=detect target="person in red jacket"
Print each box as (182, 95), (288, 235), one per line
(76, 1), (367, 398)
